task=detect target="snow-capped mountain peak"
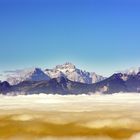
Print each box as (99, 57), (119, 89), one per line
(117, 67), (140, 81)
(45, 62), (105, 84)
(55, 62), (76, 71)
(5, 67), (50, 85)
(122, 67), (140, 75)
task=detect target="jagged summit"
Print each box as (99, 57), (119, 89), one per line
(45, 62), (105, 84)
(121, 67), (140, 75)
(116, 67), (140, 81)
(55, 62), (76, 70)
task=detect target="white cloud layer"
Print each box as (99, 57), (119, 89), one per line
(0, 93), (140, 140)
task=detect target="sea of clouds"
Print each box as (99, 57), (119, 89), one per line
(0, 93), (140, 111)
(0, 93), (140, 140)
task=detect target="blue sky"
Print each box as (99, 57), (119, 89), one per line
(0, 0), (140, 76)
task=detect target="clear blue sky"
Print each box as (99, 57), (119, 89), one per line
(0, 0), (140, 76)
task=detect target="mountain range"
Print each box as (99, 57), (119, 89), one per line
(0, 63), (140, 95)
(2, 62), (105, 85)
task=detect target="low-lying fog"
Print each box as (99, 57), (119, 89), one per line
(0, 93), (140, 140)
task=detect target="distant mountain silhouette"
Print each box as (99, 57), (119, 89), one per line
(0, 66), (140, 95)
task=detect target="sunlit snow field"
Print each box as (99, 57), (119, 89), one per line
(0, 93), (140, 140)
